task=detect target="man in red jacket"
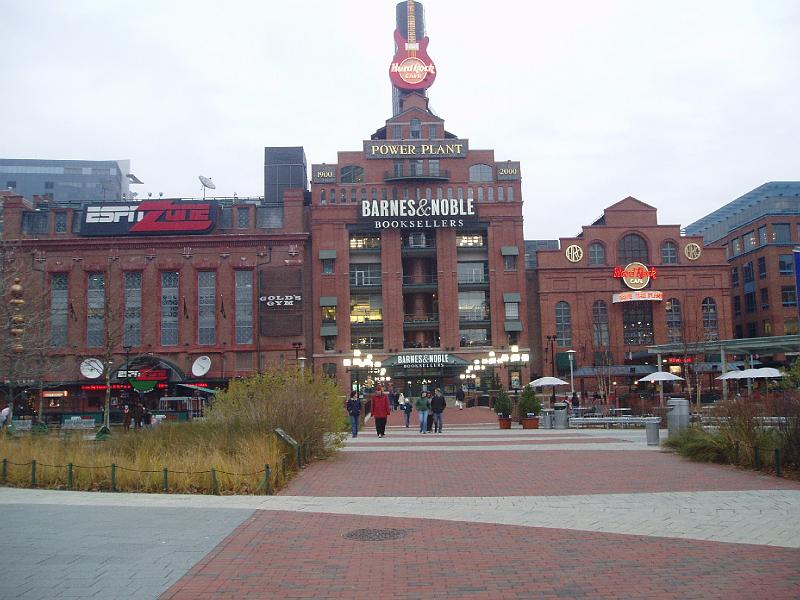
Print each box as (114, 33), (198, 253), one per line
(371, 384), (391, 438)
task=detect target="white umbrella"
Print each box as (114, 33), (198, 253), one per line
(529, 376), (569, 387)
(751, 367), (785, 378)
(637, 372), (684, 383)
(717, 370), (745, 380)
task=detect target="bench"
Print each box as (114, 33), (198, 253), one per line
(62, 417), (97, 432)
(10, 420), (33, 431)
(569, 416), (661, 429)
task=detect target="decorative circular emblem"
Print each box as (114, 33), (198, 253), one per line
(565, 244), (583, 263)
(396, 57), (432, 85)
(617, 262), (654, 290)
(684, 242), (702, 261)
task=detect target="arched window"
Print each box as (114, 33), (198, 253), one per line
(340, 165), (364, 183)
(555, 301), (572, 346)
(498, 186), (505, 201)
(469, 164), (493, 182)
(410, 118), (421, 139)
(661, 241), (678, 264)
(508, 186), (514, 202)
(477, 187), (484, 202)
(702, 297), (719, 340)
(488, 187), (494, 202)
(340, 189), (346, 203)
(589, 242), (606, 265)
(351, 188), (357, 203)
(320, 189), (326, 205)
(592, 300), (609, 346)
(666, 298), (682, 342)
(618, 233), (649, 264)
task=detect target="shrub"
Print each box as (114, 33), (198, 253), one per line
(517, 387), (542, 421)
(494, 387), (512, 418)
(663, 426), (731, 463)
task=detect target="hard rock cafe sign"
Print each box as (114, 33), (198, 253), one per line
(613, 262), (657, 290)
(389, 0), (437, 90)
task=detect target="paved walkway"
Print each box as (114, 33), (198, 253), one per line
(0, 406), (798, 598)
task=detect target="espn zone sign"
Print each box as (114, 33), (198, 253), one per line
(81, 201), (217, 236)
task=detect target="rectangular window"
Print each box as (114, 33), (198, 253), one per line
(351, 334), (383, 350)
(743, 261), (754, 284)
(459, 291), (488, 321)
(124, 272), (142, 347)
(198, 271), (216, 345)
(429, 160), (440, 176)
(758, 256), (767, 279)
(773, 223), (791, 243)
(456, 234), (485, 247)
(324, 335), (337, 351)
(393, 124), (402, 139)
(220, 207), (233, 228)
(322, 258), (335, 274)
(504, 254), (517, 271)
(779, 254), (793, 275)
(459, 328), (490, 347)
(504, 302), (519, 320)
(428, 124), (438, 138)
(733, 296), (741, 316)
(622, 301), (654, 345)
(763, 320), (772, 336)
(731, 267), (739, 287)
(781, 285), (797, 307)
(54, 212), (67, 233)
(349, 234), (381, 249)
(349, 263), (381, 287)
(237, 208), (250, 228)
(394, 161), (404, 177)
(234, 270), (253, 344)
(50, 273), (68, 348)
(350, 295), (382, 323)
(785, 317), (800, 335)
(412, 160), (424, 176)
(457, 262), (487, 284)
(322, 306), (337, 323)
(22, 211), (48, 234)
(6, 181), (16, 189)
(747, 322), (758, 338)
(87, 273), (105, 348)
(760, 287), (769, 310)
(734, 325), (743, 339)
(743, 230), (756, 252)
(732, 238), (742, 256)
(161, 271), (179, 346)
(744, 291), (756, 314)
(759, 226), (767, 246)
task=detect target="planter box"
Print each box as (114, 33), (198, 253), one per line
(498, 417), (512, 429)
(521, 417), (540, 429)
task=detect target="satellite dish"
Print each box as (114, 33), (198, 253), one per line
(192, 355), (212, 377)
(198, 176), (216, 190)
(80, 358), (104, 379)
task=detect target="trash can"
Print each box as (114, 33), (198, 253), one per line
(666, 398), (689, 438)
(645, 419), (660, 446)
(554, 402), (569, 429)
(541, 408), (554, 429)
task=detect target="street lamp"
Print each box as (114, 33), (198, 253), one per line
(503, 344), (530, 391)
(566, 349), (576, 395)
(546, 334), (557, 402)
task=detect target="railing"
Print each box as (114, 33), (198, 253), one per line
(457, 273), (488, 284)
(401, 239), (436, 249)
(349, 274), (382, 287)
(403, 313), (439, 323)
(402, 274), (438, 285)
(384, 169), (451, 182)
(459, 309), (490, 322)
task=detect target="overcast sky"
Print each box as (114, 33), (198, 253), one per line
(2, 0), (797, 239)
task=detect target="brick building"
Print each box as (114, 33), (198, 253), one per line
(685, 182), (800, 344)
(530, 197), (732, 396)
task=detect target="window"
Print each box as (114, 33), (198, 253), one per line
(350, 295), (383, 323)
(412, 160), (424, 176)
(349, 234), (380, 249)
(393, 124), (402, 139)
(592, 300), (609, 346)
(457, 262), (486, 284)
(758, 256), (767, 279)
(322, 258), (335, 274)
(410, 118), (421, 139)
(504, 301), (519, 320)
(394, 161), (404, 178)
(555, 301), (572, 346)
(773, 223), (791, 243)
(235, 270), (253, 344)
(324, 335), (337, 351)
(124, 272), (142, 347)
(456, 234), (485, 247)
(352, 334), (383, 350)
(428, 159), (440, 177)
(661, 241), (678, 264)
(428, 124), (439, 138)
(747, 322), (758, 338)
(349, 263), (381, 287)
(504, 254), (517, 271)
(735, 325), (743, 339)
(743, 261), (754, 284)
(87, 273), (105, 348)
(198, 271), (216, 345)
(785, 317), (799, 335)
(733, 295), (741, 316)
(618, 233), (649, 264)
(237, 208), (250, 228)
(781, 286), (797, 307)
(622, 301), (654, 345)
(745, 291), (756, 314)
(50, 273), (68, 348)
(665, 298), (682, 342)
(459, 291), (488, 321)
(497, 187), (504, 201)
(507, 187), (514, 202)
(759, 226), (767, 246)
(761, 288), (769, 310)
(459, 328), (490, 347)
(351, 188), (357, 203)
(340, 189), (346, 203)
(22, 211), (48, 234)
(44, 181), (54, 190)
(763, 320), (772, 336)
(340, 165), (365, 183)
(743, 230), (757, 252)
(322, 306), (337, 323)
(161, 271), (179, 346)
(779, 254), (793, 275)
(469, 164), (493, 182)
(51, 212), (67, 233)
(732, 238), (742, 256)
(702, 297), (719, 340)
(6, 181), (15, 189)
(731, 267), (739, 288)
(488, 187), (494, 202)
(589, 243), (605, 265)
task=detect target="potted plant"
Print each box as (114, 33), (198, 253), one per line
(494, 387), (513, 429)
(518, 387), (542, 429)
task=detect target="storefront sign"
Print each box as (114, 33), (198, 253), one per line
(311, 165), (337, 183)
(259, 294), (302, 307)
(388, 0), (437, 91)
(396, 353), (454, 368)
(363, 140), (469, 159)
(666, 357), (693, 364)
(613, 262), (657, 290)
(612, 290), (664, 303)
(495, 162), (522, 181)
(117, 369), (170, 381)
(360, 198), (477, 229)
(81, 201), (217, 236)
(42, 390), (68, 398)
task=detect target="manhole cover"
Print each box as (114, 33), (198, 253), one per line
(343, 528), (409, 541)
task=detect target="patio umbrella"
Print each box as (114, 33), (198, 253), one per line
(716, 370), (746, 380)
(751, 367), (785, 378)
(637, 372), (684, 383)
(529, 376), (569, 387)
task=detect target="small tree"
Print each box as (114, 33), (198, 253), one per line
(517, 386), (542, 420)
(493, 386), (512, 418)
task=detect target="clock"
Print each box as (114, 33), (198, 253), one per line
(80, 358), (104, 379)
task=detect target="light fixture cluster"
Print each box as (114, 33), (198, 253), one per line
(342, 349), (386, 376)
(459, 346), (530, 380)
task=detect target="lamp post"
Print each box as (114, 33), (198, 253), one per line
(504, 345), (530, 391)
(546, 334), (557, 402)
(566, 349), (576, 395)
(123, 343), (132, 392)
(292, 342), (302, 366)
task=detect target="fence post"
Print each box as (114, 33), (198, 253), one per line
(111, 463), (117, 492)
(1, 458), (6, 483)
(734, 441), (740, 463)
(31, 460), (36, 488)
(754, 447), (761, 470)
(67, 463), (73, 490)
(281, 456), (287, 482)
(163, 468), (169, 493)
(264, 464), (271, 496)
(211, 468), (220, 495)
(775, 448), (783, 477)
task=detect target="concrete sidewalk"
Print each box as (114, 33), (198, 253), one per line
(1, 413), (798, 599)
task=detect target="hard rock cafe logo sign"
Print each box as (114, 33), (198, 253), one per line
(389, 0), (437, 90)
(613, 262), (657, 290)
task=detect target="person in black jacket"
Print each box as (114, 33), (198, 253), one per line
(430, 388), (446, 433)
(346, 391), (361, 438)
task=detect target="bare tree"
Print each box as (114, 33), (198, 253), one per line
(94, 265), (127, 437)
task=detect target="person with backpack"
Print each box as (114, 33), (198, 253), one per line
(430, 388), (446, 433)
(414, 393), (430, 434)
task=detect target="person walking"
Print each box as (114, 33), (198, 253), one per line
(388, 386), (398, 412)
(346, 390), (361, 438)
(431, 388), (446, 433)
(371, 384), (391, 438)
(401, 391), (412, 427)
(455, 386), (465, 410)
(122, 405), (132, 432)
(415, 393), (430, 434)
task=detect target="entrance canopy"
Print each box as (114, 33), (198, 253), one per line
(647, 334), (800, 358)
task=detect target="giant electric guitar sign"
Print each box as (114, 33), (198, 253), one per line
(389, 0), (436, 90)
(80, 201), (217, 236)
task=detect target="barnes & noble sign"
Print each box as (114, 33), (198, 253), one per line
(360, 197), (477, 229)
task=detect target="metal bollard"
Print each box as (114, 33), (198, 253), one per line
(775, 448), (783, 477)
(111, 463), (117, 492)
(264, 464), (271, 495)
(163, 468), (169, 493)
(31, 460), (37, 488)
(1, 458), (7, 483)
(754, 447), (761, 470)
(211, 468), (220, 495)
(67, 463), (73, 490)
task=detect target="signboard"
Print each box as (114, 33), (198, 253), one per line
(81, 201), (217, 236)
(495, 162), (522, 181)
(363, 140), (468, 159)
(612, 290), (664, 303)
(116, 369), (170, 381)
(613, 262), (657, 290)
(311, 165), (337, 183)
(259, 294), (302, 307)
(360, 197), (477, 230)
(388, 0), (437, 91)
(395, 353), (456, 368)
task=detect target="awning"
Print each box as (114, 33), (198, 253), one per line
(573, 365), (657, 377)
(504, 320), (523, 332)
(320, 296), (338, 306)
(501, 246), (519, 256)
(177, 383), (218, 395)
(319, 250), (337, 259)
(503, 292), (521, 303)
(320, 324), (338, 336)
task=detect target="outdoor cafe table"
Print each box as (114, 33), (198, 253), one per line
(609, 407), (631, 414)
